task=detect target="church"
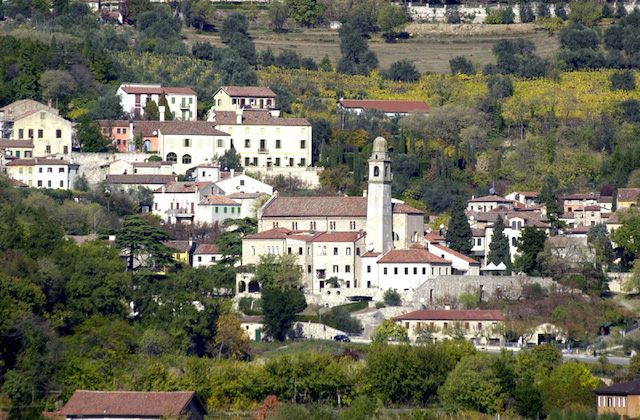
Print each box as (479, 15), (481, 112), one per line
(237, 137), (479, 295)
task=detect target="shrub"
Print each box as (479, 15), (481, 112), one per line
(611, 70), (637, 91)
(449, 56), (475, 75)
(445, 6), (462, 24)
(383, 288), (402, 306)
(375, 302), (386, 309)
(520, 3), (535, 24)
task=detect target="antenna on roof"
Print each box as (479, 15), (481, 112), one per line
(489, 187), (496, 195)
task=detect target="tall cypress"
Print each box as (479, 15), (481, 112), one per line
(353, 147), (362, 185)
(158, 91), (173, 121)
(445, 197), (473, 256)
(319, 142), (328, 166)
(487, 215), (511, 275)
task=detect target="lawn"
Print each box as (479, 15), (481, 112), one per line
(183, 23), (559, 74)
(250, 339), (367, 360)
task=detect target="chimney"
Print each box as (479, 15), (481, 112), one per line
(236, 108), (243, 124)
(159, 106), (165, 122)
(363, 189), (367, 197)
(48, 99), (52, 107)
(230, 169), (235, 178)
(161, 185), (166, 194)
(444, 303), (451, 310)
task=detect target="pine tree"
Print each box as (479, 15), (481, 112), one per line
(446, 197), (472, 256)
(158, 92), (173, 120)
(144, 100), (159, 121)
(319, 142), (328, 166)
(353, 147), (362, 185)
(487, 215), (511, 275)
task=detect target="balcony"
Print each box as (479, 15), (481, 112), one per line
(258, 148), (269, 154)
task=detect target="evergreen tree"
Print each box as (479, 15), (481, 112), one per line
(409, 134), (416, 155)
(157, 92), (173, 120)
(353, 148), (362, 185)
(144, 100), (159, 120)
(514, 227), (546, 275)
(319, 142), (328, 166)
(320, 54), (332, 72)
(487, 215), (511, 275)
(446, 197), (473, 256)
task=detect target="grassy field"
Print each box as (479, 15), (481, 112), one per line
(183, 23), (560, 74)
(250, 339), (367, 360)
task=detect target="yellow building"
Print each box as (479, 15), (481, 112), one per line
(11, 109), (72, 156)
(594, 380), (640, 418)
(212, 86), (277, 112)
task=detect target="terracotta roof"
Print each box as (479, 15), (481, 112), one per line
(133, 120), (162, 137)
(425, 232), (445, 242)
(120, 85), (197, 95)
(243, 228), (310, 240)
(98, 119), (129, 127)
(429, 243), (479, 264)
(10, 178), (28, 187)
(158, 121), (230, 136)
(219, 86), (277, 98)
(338, 99), (430, 114)
(213, 110), (311, 126)
(607, 211), (625, 224)
(200, 195), (240, 205)
(105, 174), (177, 184)
(410, 243), (428, 249)
(228, 192), (267, 199)
(163, 240), (194, 253)
(563, 193), (598, 200)
(513, 191), (539, 197)
(565, 226), (591, 234)
(584, 205), (602, 211)
(58, 390), (206, 417)
(468, 195), (512, 203)
(132, 160), (173, 167)
(6, 158), (71, 166)
(261, 196), (423, 218)
(362, 252), (381, 257)
(239, 315), (265, 323)
(154, 181), (212, 193)
(377, 249), (450, 264)
(313, 231), (361, 242)
(194, 243), (221, 254)
(594, 380), (640, 396)
(598, 196), (613, 203)
(0, 99), (56, 113)
(617, 188), (640, 203)
(395, 309), (505, 321)
(0, 140), (34, 148)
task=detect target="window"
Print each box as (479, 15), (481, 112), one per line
(310, 221), (316, 230)
(244, 139), (251, 148)
(117, 128), (121, 134)
(356, 248), (360, 256)
(38, 129), (43, 138)
(245, 127), (250, 134)
(184, 138), (190, 147)
(47, 180), (51, 187)
(40, 112), (45, 120)
(289, 158), (294, 167)
(275, 158), (280, 166)
(405, 267), (409, 275)
(302, 128), (306, 134)
(172, 97), (176, 104)
(215, 207), (218, 213)
(217, 139), (224, 148)
(374, 166), (379, 177)
(117, 139), (121, 145)
(39, 167), (43, 173)
(300, 140), (306, 149)
(123, 128), (127, 134)
(181, 154), (192, 164)
(253, 157), (258, 166)
(260, 128), (265, 134)
(511, 237), (517, 245)
(38, 180), (43, 187)
(59, 167), (64, 173)
(63, 146), (68, 154)
(345, 265), (350, 273)
(367, 265), (371, 273)
(45, 146), (51, 154)
(245, 157), (250, 166)
(224, 207), (227, 213)
(292, 222), (298, 230)
(288, 247), (292, 255)
(413, 267), (417, 275)
(56, 129), (62, 138)
(319, 246), (327, 256)
(346, 247), (351, 255)
(307, 265), (311, 273)
(189, 97), (193, 104)
(18, 129), (24, 139)
(477, 238), (482, 246)
(240, 180), (245, 186)
(28, 129), (33, 138)
(333, 247), (338, 256)
(329, 221), (336, 230)
(47, 167), (53, 173)
(422, 267), (426, 275)
(167, 152), (177, 162)
(60, 180), (64, 187)
(350, 221), (356, 229)
(333, 265), (339, 273)
(273, 222), (278, 228)
(478, 323), (483, 330)
(298, 247), (303, 255)
(383, 267), (388, 275)
(300, 158), (306, 166)
(276, 139), (281, 149)
(394, 267), (398, 275)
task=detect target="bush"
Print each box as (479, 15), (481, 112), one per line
(449, 56), (475, 75)
(611, 70), (637, 91)
(375, 302), (386, 309)
(519, 3), (535, 24)
(555, 3), (568, 21)
(383, 288), (402, 306)
(330, 306), (363, 334)
(445, 6), (462, 24)
(386, 59), (420, 82)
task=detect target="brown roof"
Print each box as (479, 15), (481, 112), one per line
(133, 120), (162, 137)
(240, 315), (265, 323)
(158, 121), (230, 136)
(429, 243), (479, 264)
(425, 232), (445, 243)
(154, 181), (211, 193)
(565, 226), (591, 234)
(0, 140), (34, 148)
(6, 158), (71, 166)
(395, 309), (505, 321)
(199, 195), (240, 205)
(514, 191), (539, 198)
(105, 174), (177, 184)
(584, 205), (602, 211)
(228, 192), (267, 199)
(243, 228), (310, 240)
(163, 240), (194, 253)
(594, 379), (640, 396)
(58, 390), (206, 416)
(377, 249), (450, 264)
(261, 196), (423, 218)
(313, 231), (361, 242)
(213, 110), (311, 126)
(10, 178), (28, 187)
(219, 86), (277, 98)
(97, 119), (129, 127)
(194, 243), (221, 254)
(338, 99), (430, 114)
(120, 86), (197, 95)
(362, 251), (381, 257)
(563, 193), (598, 200)
(617, 188), (640, 203)
(132, 160), (173, 167)
(468, 195), (512, 203)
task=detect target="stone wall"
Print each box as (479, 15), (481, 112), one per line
(607, 272), (633, 293)
(247, 166), (321, 188)
(305, 287), (385, 307)
(405, 274), (557, 307)
(288, 321), (346, 340)
(51, 152), (160, 184)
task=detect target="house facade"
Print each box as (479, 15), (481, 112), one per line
(3, 105), (73, 156)
(98, 120), (132, 152)
(152, 181), (215, 223)
(117, 84), (198, 120)
(5, 158), (79, 189)
(193, 243), (223, 268)
(593, 380), (640, 418)
(212, 86), (278, 111)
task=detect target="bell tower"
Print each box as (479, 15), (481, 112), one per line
(366, 137), (393, 254)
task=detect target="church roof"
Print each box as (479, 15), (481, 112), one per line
(261, 196), (423, 218)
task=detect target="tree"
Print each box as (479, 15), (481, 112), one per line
(373, 319), (408, 342)
(287, 0), (324, 27)
(519, 3), (535, 23)
(120, 0), (151, 24)
(320, 54), (332, 71)
(383, 288), (401, 306)
(445, 6), (462, 24)
(611, 70), (637, 91)
(216, 147), (242, 170)
(587, 223), (614, 273)
(262, 285), (306, 341)
(144, 100), (159, 121)
(212, 314), (249, 359)
(40, 70), (76, 101)
(446, 197), (472, 256)
(157, 91), (173, 121)
(220, 12), (249, 43)
(487, 215), (511, 274)
(319, 166), (352, 193)
(76, 114), (109, 152)
(254, 254), (303, 288)
(555, 3), (568, 21)
(337, 20), (378, 76)
(514, 227), (547, 275)
(449, 56), (475, 76)
(439, 354), (503, 414)
(612, 207), (640, 261)
(268, 0), (288, 32)
(539, 361), (602, 412)
(377, 4), (408, 35)
(386, 59), (420, 82)
(190, 0), (214, 30)
(113, 216), (174, 273)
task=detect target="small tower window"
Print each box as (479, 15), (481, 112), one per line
(374, 166), (380, 177)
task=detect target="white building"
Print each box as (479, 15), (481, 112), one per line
(212, 86), (278, 112)
(213, 173), (274, 196)
(195, 194), (242, 225)
(152, 181), (215, 224)
(193, 243), (224, 268)
(117, 84), (198, 121)
(5, 158), (79, 189)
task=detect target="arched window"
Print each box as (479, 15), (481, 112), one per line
(143, 140), (151, 151)
(166, 152), (177, 162)
(374, 166), (380, 177)
(182, 154), (192, 164)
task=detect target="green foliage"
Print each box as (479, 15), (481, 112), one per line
(144, 99), (159, 120)
(383, 288), (401, 306)
(377, 4), (408, 35)
(287, 0), (324, 27)
(372, 319), (407, 343)
(449, 56), (475, 76)
(519, 3), (535, 24)
(487, 215), (511, 274)
(220, 12), (249, 43)
(268, 0), (288, 32)
(485, 7), (514, 24)
(262, 285), (306, 341)
(385, 59), (420, 82)
(514, 227), (547, 275)
(337, 20), (378, 76)
(445, 197), (472, 256)
(76, 114), (109, 152)
(113, 215), (173, 272)
(610, 70), (637, 91)
(540, 361), (602, 412)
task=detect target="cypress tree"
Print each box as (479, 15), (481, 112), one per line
(409, 134), (416, 155)
(487, 215), (511, 275)
(319, 142), (328, 166)
(353, 147), (362, 185)
(158, 92), (173, 121)
(144, 100), (159, 121)
(445, 197), (473, 256)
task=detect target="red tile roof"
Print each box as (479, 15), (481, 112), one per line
(377, 249), (450, 264)
(362, 251), (381, 257)
(617, 188), (640, 203)
(395, 309), (505, 321)
(194, 243), (221, 254)
(261, 196), (423, 218)
(0, 140), (34, 148)
(562, 193), (598, 200)
(133, 120), (162, 137)
(213, 110), (311, 126)
(468, 195), (512, 203)
(154, 181), (211, 193)
(98, 119), (129, 127)
(163, 240), (194, 253)
(106, 174), (177, 184)
(58, 390), (206, 417)
(218, 86), (277, 98)
(425, 232), (445, 243)
(313, 231), (361, 243)
(120, 86), (197, 95)
(228, 192), (267, 199)
(338, 100), (430, 114)
(199, 195), (240, 205)
(243, 228), (309, 240)
(10, 178), (28, 187)
(429, 243), (479, 264)
(158, 121), (230, 136)
(6, 158), (71, 166)
(584, 205), (602, 211)
(513, 191), (539, 197)
(132, 160), (173, 167)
